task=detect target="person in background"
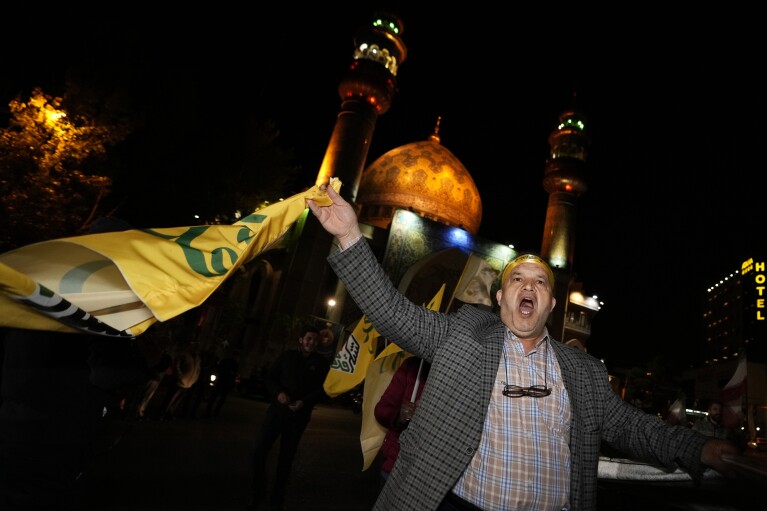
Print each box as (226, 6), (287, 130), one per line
(246, 326), (330, 511)
(307, 183), (741, 511)
(159, 341), (201, 421)
(204, 349), (239, 418)
(693, 399), (739, 442)
(183, 344), (219, 419)
(135, 345), (173, 420)
(317, 326), (337, 363)
(374, 356), (430, 487)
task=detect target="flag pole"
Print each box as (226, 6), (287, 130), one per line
(410, 358), (425, 402)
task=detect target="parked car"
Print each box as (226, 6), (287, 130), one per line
(747, 437), (767, 450)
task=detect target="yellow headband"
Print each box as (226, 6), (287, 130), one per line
(501, 254), (555, 287)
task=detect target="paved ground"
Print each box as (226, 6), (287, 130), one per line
(81, 396), (379, 511)
(79, 392), (766, 511)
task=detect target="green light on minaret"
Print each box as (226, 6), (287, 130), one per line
(373, 17), (400, 34)
(558, 117), (585, 131)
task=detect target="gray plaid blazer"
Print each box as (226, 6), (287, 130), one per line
(328, 239), (708, 511)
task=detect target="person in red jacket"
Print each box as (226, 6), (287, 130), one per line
(374, 356), (430, 485)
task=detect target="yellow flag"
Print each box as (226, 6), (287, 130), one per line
(323, 315), (380, 398)
(359, 283), (445, 470)
(447, 252), (499, 312)
(0, 180), (343, 337)
(360, 349), (410, 470)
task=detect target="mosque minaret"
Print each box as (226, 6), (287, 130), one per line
(540, 107), (590, 271)
(314, 12), (407, 205)
(539, 106), (594, 347)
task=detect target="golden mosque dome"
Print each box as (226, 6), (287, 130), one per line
(357, 118), (483, 235)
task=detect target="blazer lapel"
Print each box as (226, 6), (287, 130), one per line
(480, 323), (506, 410)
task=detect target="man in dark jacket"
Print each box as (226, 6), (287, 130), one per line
(204, 350), (239, 418)
(247, 326), (329, 511)
(308, 182), (740, 511)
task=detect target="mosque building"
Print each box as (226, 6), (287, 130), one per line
(194, 11), (765, 440)
(202, 11), (600, 372)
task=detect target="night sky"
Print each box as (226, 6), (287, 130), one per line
(3, 6), (765, 370)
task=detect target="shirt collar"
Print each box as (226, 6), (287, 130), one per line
(505, 327), (550, 351)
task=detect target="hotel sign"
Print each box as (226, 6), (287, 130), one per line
(742, 258), (765, 320)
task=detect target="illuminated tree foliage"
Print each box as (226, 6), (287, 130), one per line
(0, 88), (129, 251)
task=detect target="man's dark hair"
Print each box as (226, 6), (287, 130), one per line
(699, 398), (722, 411)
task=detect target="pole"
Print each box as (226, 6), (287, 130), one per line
(410, 358), (424, 402)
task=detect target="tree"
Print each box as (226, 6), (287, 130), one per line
(0, 88), (129, 251)
(0, 83), (305, 252)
